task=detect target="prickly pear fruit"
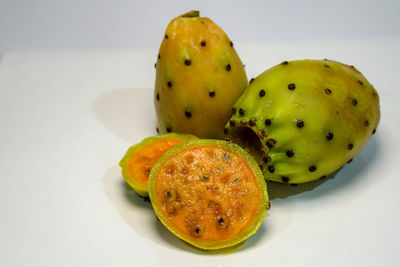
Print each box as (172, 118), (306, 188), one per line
(225, 59), (380, 184)
(154, 10), (248, 139)
(119, 133), (196, 196)
(148, 139), (269, 250)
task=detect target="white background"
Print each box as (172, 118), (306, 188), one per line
(0, 1), (400, 267)
(1, 0), (399, 51)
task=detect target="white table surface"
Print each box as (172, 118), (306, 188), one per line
(0, 38), (399, 266)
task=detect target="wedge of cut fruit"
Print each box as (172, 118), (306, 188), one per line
(119, 133), (196, 196)
(148, 139), (269, 250)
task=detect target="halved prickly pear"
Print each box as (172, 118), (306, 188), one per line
(226, 59), (380, 184)
(154, 10), (248, 139)
(119, 133), (196, 196)
(148, 139), (269, 250)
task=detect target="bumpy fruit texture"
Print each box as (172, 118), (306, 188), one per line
(119, 133), (196, 196)
(148, 139), (269, 250)
(226, 59), (380, 184)
(154, 10), (248, 139)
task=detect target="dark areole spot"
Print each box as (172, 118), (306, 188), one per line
(209, 90), (215, 97)
(372, 129), (376, 134)
(281, 61), (289, 65)
(325, 88), (332, 95)
(156, 93), (160, 101)
(154, 63), (157, 68)
(263, 156), (271, 163)
(203, 175), (209, 180)
(165, 35), (168, 39)
(239, 108), (245, 115)
(201, 40), (206, 47)
(249, 78), (255, 84)
(259, 89), (266, 97)
(249, 118), (256, 127)
(229, 120), (236, 127)
(226, 64), (231, 71)
(166, 127), (172, 133)
(230, 41), (233, 47)
(232, 107), (237, 114)
(288, 83), (296, 90)
(309, 165), (317, 172)
(281, 176), (289, 183)
(268, 166), (275, 173)
(266, 138), (277, 148)
(218, 217), (225, 226)
(156, 127), (159, 133)
(167, 81), (172, 88)
(286, 150), (294, 157)
(358, 80), (363, 85)
(158, 54), (161, 59)
(265, 118), (272, 126)
(184, 59), (192, 66)
(351, 99), (358, 106)
(348, 143), (354, 150)
(195, 227), (201, 234)
(326, 132), (334, 140)
(296, 120), (304, 128)
(185, 110), (192, 118)
(364, 120), (369, 127)
(347, 158), (353, 164)
(224, 128), (228, 134)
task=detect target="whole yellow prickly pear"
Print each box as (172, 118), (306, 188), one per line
(154, 11), (248, 139)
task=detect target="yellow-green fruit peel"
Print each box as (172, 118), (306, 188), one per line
(226, 59), (380, 184)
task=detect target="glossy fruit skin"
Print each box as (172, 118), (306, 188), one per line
(119, 133), (196, 196)
(226, 59), (380, 184)
(154, 11), (248, 139)
(148, 139), (269, 250)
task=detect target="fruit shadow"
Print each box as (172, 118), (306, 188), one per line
(103, 164), (269, 255)
(267, 133), (380, 200)
(92, 88), (156, 143)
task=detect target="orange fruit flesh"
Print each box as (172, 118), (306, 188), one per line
(127, 139), (183, 186)
(153, 145), (261, 242)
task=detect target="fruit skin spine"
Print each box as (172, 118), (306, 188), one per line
(119, 133), (196, 197)
(154, 11), (248, 139)
(148, 139), (269, 250)
(226, 59), (380, 184)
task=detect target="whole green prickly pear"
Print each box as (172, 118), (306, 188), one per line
(154, 10), (248, 139)
(225, 59), (380, 184)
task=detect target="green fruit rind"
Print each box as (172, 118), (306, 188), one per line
(226, 59), (380, 184)
(148, 139), (269, 250)
(119, 133), (197, 196)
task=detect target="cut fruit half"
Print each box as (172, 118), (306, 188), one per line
(119, 133), (196, 196)
(148, 139), (269, 250)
